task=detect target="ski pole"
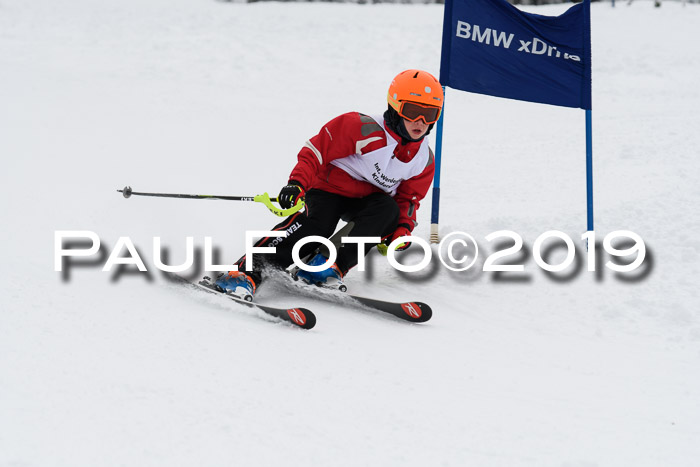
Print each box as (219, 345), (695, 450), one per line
(116, 186), (304, 217)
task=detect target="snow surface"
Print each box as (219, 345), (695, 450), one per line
(1, 0), (699, 466)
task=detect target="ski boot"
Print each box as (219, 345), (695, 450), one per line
(294, 253), (347, 292)
(209, 271), (256, 302)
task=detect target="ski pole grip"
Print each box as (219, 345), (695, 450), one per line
(254, 192), (305, 217)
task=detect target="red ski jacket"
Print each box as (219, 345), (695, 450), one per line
(288, 112), (435, 231)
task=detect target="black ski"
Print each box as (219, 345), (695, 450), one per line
(345, 294), (432, 323)
(280, 273), (432, 323)
(282, 222), (433, 323)
(171, 274), (316, 330)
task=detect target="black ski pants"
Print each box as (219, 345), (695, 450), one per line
(235, 189), (400, 285)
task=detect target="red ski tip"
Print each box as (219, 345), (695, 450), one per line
(287, 308), (307, 326)
(286, 308), (316, 329)
(400, 302), (423, 319)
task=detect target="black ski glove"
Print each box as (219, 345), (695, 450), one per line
(278, 180), (305, 209)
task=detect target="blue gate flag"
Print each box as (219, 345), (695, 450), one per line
(440, 0), (592, 110)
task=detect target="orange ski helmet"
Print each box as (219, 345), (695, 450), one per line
(387, 70), (444, 124)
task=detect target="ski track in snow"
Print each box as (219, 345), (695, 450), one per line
(1, 1), (699, 466)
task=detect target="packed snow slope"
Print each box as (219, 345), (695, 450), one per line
(1, 0), (699, 466)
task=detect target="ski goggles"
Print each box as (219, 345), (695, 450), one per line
(398, 101), (441, 124)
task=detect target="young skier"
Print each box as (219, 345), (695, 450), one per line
(212, 69), (444, 300)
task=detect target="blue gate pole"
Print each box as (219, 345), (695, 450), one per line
(586, 109), (594, 234)
(430, 86), (447, 243)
